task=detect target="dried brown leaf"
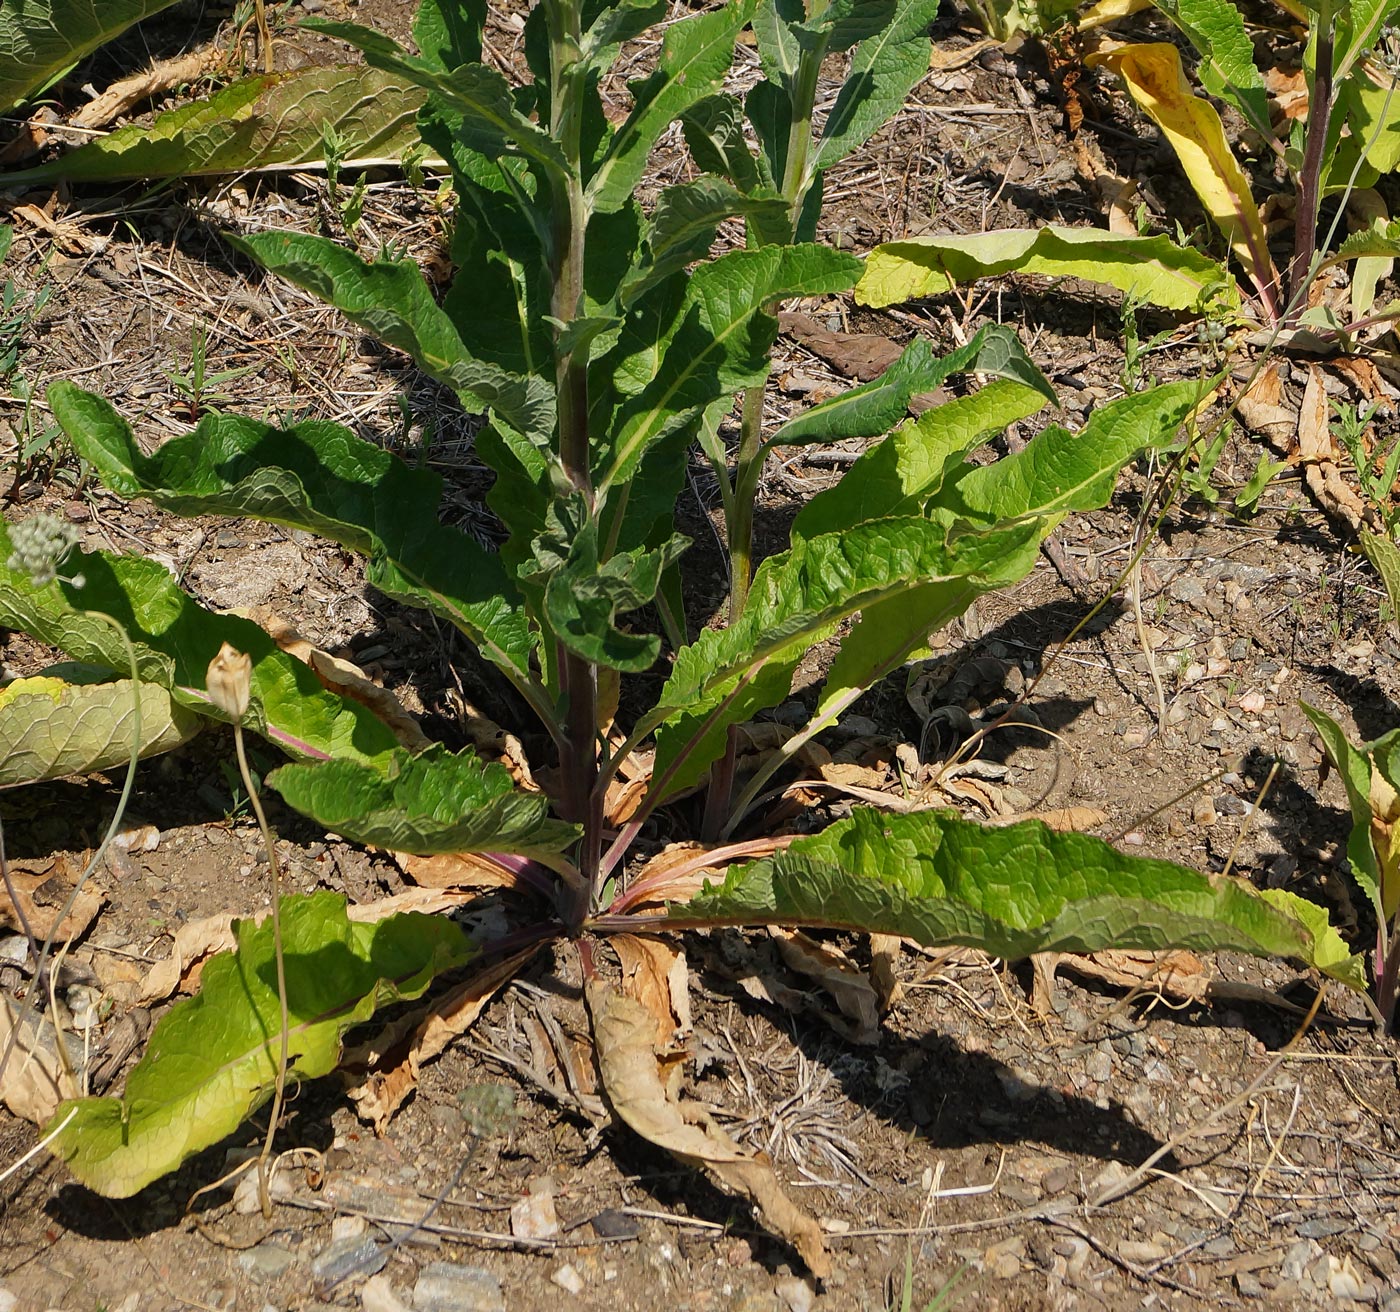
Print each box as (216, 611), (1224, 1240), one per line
(997, 806), (1108, 832)
(612, 934), (689, 1046)
(0, 996), (78, 1124)
(1, 858), (105, 943)
(869, 933), (904, 1013)
(347, 950), (532, 1133)
(69, 47), (223, 130)
(396, 850), (539, 893)
(768, 928), (879, 1045)
(587, 980), (829, 1277)
(257, 611), (429, 751)
(776, 310), (902, 381)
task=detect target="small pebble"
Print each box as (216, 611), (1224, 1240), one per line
(413, 1262), (506, 1312)
(550, 1265), (585, 1296)
(510, 1191), (559, 1240)
(775, 1275), (814, 1312)
(361, 1275), (413, 1312)
(236, 1243), (300, 1284)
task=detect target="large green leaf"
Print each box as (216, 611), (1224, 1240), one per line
(791, 380), (1050, 538)
(1331, 69), (1400, 191)
(681, 93), (768, 196)
(412, 0), (485, 70)
(858, 227), (1238, 313)
(0, 519), (399, 765)
(598, 243), (862, 498)
(1151, 0), (1271, 142)
(47, 893), (471, 1198)
(814, 0), (942, 171)
(617, 176), (791, 309)
(229, 231), (553, 445)
(588, 0), (758, 213)
(48, 384), (536, 686)
(677, 808), (1338, 967)
(1362, 529), (1400, 624)
(1259, 889), (1368, 992)
(931, 380), (1203, 526)
(0, 66), (424, 184)
(769, 324), (1054, 451)
(0, 675), (200, 786)
(815, 381), (1197, 704)
(304, 21), (568, 178)
(1301, 701), (1384, 917)
(648, 515), (1042, 799)
(269, 746), (579, 858)
(0, 0), (178, 113)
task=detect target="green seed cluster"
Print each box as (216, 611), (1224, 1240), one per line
(6, 513), (80, 587)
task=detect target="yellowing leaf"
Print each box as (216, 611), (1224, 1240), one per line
(1087, 42), (1279, 315)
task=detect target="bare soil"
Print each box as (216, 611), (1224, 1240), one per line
(1, 3), (1399, 1311)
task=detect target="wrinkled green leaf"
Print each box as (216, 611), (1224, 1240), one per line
(932, 380), (1203, 527)
(0, 0), (178, 113)
(1331, 217), (1400, 266)
(858, 227), (1238, 313)
(599, 243), (862, 498)
(48, 383), (536, 686)
(769, 324), (1054, 450)
(681, 93), (767, 196)
(791, 380), (1050, 538)
(1363, 529), (1400, 627)
(304, 20), (568, 177)
(804, 383), (1198, 725)
(678, 808), (1328, 966)
(0, 66), (424, 184)
(0, 676), (199, 786)
(412, 0), (485, 71)
(47, 893), (471, 1197)
(815, 0), (942, 171)
(1331, 69), (1400, 190)
(619, 176), (790, 309)
(650, 515), (1042, 799)
(269, 746), (579, 858)
(588, 0), (758, 213)
(0, 518), (399, 765)
(229, 231), (553, 444)
(1260, 889), (1369, 991)
(582, 0), (669, 63)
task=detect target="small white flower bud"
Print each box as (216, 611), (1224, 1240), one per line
(206, 643), (252, 720)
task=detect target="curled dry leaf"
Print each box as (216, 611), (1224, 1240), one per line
(258, 611), (429, 751)
(868, 933), (904, 1013)
(994, 806), (1109, 832)
(616, 837), (794, 914)
(0, 996), (79, 1123)
(68, 46), (224, 131)
(347, 948), (536, 1134)
(586, 980), (830, 1278)
(1299, 364), (1370, 534)
(396, 850), (545, 894)
(768, 928), (879, 1045)
(612, 934), (691, 1099)
(776, 310), (903, 381)
(0, 857), (105, 942)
